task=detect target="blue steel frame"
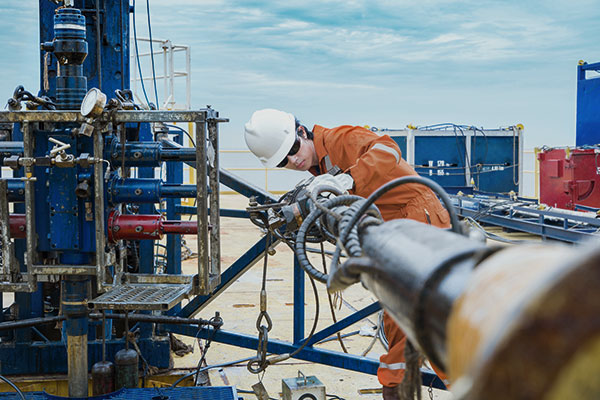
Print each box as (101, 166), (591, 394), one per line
(452, 193), (600, 243)
(576, 61), (600, 146)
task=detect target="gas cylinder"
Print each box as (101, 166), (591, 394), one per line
(91, 360), (114, 395)
(114, 348), (139, 389)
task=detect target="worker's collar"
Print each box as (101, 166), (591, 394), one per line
(309, 125), (329, 176)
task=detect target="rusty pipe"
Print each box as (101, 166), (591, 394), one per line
(107, 210), (197, 242)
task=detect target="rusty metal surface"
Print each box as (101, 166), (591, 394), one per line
(32, 265), (96, 275)
(124, 273), (194, 284)
(21, 121), (36, 292)
(447, 243), (600, 399)
(208, 119), (221, 291)
(68, 334), (88, 397)
(88, 283), (193, 310)
(196, 121), (210, 295)
(0, 110), (227, 124)
(0, 180), (14, 277)
(94, 127), (107, 292)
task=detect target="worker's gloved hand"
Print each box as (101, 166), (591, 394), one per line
(306, 173), (354, 198)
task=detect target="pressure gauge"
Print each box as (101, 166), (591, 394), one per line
(80, 88), (107, 118)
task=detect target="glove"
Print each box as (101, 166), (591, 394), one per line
(305, 173), (354, 198)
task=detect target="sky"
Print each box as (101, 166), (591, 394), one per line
(0, 0), (599, 151)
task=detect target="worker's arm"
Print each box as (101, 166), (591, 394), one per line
(323, 126), (419, 204)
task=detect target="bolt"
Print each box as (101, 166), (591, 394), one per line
(133, 151), (142, 159)
(135, 226), (143, 233)
(134, 188), (142, 196)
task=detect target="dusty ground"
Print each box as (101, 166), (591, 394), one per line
(171, 194), (452, 399)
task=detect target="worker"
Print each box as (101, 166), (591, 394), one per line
(244, 108), (450, 399)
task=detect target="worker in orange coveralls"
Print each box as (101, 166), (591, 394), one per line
(244, 109), (450, 399)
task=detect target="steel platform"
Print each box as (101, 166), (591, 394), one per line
(88, 283), (193, 311)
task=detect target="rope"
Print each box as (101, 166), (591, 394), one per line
(399, 340), (423, 400)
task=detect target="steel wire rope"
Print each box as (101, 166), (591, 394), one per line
(94, 0), (102, 90)
(171, 356), (256, 387)
(145, 0), (159, 108)
(165, 124), (196, 147)
(245, 234), (321, 370)
(193, 314), (221, 385)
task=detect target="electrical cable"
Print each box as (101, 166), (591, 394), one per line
(94, 0), (102, 90)
(288, 274), (320, 358)
(170, 356), (255, 388)
(236, 389), (278, 400)
(0, 374), (25, 400)
(165, 124), (196, 147)
(145, 0), (159, 108)
(131, 0), (151, 106)
(193, 316), (220, 385)
(295, 195), (369, 283)
(339, 176), (461, 242)
(326, 394), (347, 400)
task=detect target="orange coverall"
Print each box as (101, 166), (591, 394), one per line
(309, 124), (450, 388)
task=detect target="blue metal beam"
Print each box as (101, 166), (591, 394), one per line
(293, 257), (305, 344)
(166, 326), (446, 390)
(175, 236), (270, 318)
(0, 336), (170, 375)
(453, 195), (600, 243)
(306, 302), (381, 346)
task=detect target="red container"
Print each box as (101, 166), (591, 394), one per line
(538, 147), (600, 210)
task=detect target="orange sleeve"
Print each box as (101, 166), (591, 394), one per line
(322, 126), (418, 204)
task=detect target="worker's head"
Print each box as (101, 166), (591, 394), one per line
(244, 109), (317, 171)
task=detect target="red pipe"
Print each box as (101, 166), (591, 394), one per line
(161, 220), (198, 235)
(9, 212), (197, 242)
(107, 210), (198, 242)
(9, 214), (26, 238)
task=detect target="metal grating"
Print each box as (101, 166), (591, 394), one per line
(0, 386), (238, 399)
(88, 283), (193, 311)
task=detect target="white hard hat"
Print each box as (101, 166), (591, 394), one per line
(244, 109), (296, 168)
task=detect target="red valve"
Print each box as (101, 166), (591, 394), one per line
(8, 214), (26, 238)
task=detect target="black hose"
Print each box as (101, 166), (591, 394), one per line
(337, 176), (461, 258)
(295, 195), (367, 283)
(0, 374), (25, 400)
(0, 315), (66, 331)
(171, 356), (255, 388)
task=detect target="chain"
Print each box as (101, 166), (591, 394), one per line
(428, 383), (434, 400)
(248, 233), (273, 374)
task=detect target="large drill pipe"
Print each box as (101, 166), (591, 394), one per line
(340, 218), (600, 399)
(0, 141), (196, 167)
(107, 210), (197, 242)
(4, 177), (198, 203)
(108, 177), (197, 204)
(107, 141), (196, 167)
